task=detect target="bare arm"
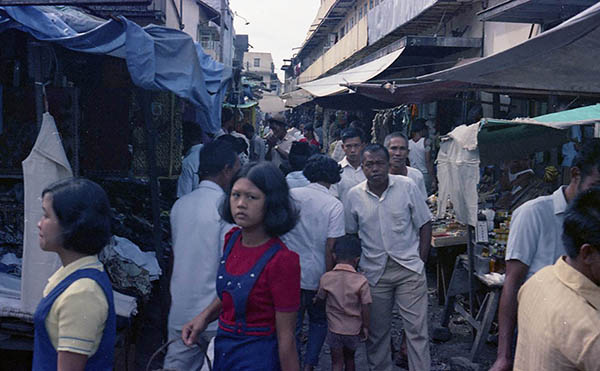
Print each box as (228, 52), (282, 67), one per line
(325, 237), (336, 271)
(489, 260), (529, 371)
(360, 303), (370, 341)
(182, 297), (222, 346)
(418, 221), (432, 263)
(275, 311), (300, 371)
(57, 351), (87, 371)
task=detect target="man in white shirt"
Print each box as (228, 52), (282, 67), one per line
(408, 119), (435, 194)
(283, 154), (345, 371)
(286, 141), (315, 189)
(345, 144), (432, 371)
(490, 140), (600, 371)
(177, 122), (204, 198)
(330, 126), (366, 205)
(384, 132), (428, 201)
(165, 141), (240, 370)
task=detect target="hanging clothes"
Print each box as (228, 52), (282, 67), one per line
(21, 113), (72, 313)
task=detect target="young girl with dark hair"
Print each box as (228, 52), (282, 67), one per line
(182, 162), (301, 371)
(34, 178), (115, 371)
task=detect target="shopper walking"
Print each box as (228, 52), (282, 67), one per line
(345, 144), (432, 371)
(182, 162), (301, 371)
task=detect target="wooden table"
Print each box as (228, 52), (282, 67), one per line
(435, 254), (503, 362)
(432, 233), (468, 305)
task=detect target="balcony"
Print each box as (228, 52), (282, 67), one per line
(298, 16), (368, 84)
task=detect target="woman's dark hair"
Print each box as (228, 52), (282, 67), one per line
(334, 235), (362, 262)
(42, 178), (112, 255)
(303, 154), (342, 185)
(562, 187), (600, 258)
(221, 162), (298, 236)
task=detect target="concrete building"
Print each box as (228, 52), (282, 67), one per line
(90, 0), (235, 66)
(244, 52), (282, 95)
(287, 0), (594, 89)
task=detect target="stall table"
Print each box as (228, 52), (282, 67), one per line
(432, 232), (468, 305)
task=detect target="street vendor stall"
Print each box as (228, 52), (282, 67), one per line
(434, 104), (600, 362)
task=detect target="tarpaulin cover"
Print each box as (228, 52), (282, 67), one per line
(258, 94), (286, 114)
(478, 104), (600, 164)
(299, 48), (404, 97)
(0, 5), (230, 133)
(347, 80), (467, 105)
(419, 2), (600, 93)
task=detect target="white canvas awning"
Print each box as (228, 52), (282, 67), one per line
(299, 48), (404, 97)
(419, 3), (600, 94)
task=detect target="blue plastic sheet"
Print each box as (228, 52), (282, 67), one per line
(0, 5), (230, 133)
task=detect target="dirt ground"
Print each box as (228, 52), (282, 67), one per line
(298, 264), (498, 371)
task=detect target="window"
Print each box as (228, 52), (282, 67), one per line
(253, 58), (260, 67)
(369, 0), (373, 9)
(359, 6), (363, 19)
(364, 3), (368, 14)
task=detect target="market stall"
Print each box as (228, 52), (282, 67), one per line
(433, 104), (600, 361)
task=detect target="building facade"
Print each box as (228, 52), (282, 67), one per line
(243, 52), (282, 95)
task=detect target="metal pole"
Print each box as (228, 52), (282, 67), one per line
(467, 226), (475, 329)
(219, 0), (226, 63)
(30, 41), (44, 132)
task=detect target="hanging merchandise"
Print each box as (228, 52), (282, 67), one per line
(371, 105), (411, 144)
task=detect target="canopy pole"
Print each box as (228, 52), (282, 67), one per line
(139, 88), (168, 341)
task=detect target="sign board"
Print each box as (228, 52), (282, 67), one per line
(0, 0), (151, 5)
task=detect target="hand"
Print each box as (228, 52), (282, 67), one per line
(488, 357), (513, 371)
(181, 314), (208, 347)
(360, 327), (369, 342)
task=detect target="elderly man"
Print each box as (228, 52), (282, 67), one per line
(514, 187), (600, 370)
(345, 144), (432, 371)
(384, 131), (428, 201)
(490, 140), (600, 371)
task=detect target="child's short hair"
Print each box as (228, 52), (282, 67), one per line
(334, 235), (362, 261)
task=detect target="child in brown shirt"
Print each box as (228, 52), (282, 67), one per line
(316, 235), (372, 371)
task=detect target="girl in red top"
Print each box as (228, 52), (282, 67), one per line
(183, 162), (301, 371)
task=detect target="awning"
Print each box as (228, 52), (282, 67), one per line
(299, 48), (404, 97)
(346, 80), (469, 105)
(477, 0), (597, 24)
(198, 0), (221, 26)
(281, 88), (314, 108)
(478, 104), (600, 164)
(419, 3), (600, 94)
(0, 5), (231, 133)
(258, 94), (286, 114)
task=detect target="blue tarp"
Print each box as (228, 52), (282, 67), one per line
(0, 5), (230, 133)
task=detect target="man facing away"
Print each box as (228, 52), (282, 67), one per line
(490, 139), (600, 371)
(242, 123), (266, 162)
(177, 122), (204, 198)
(283, 154), (345, 371)
(384, 131), (428, 201)
(330, 126), (366, 206)
(165, 140), (240, 370)
(345, 144), (432, 371)
(514, 187), (600, 371)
